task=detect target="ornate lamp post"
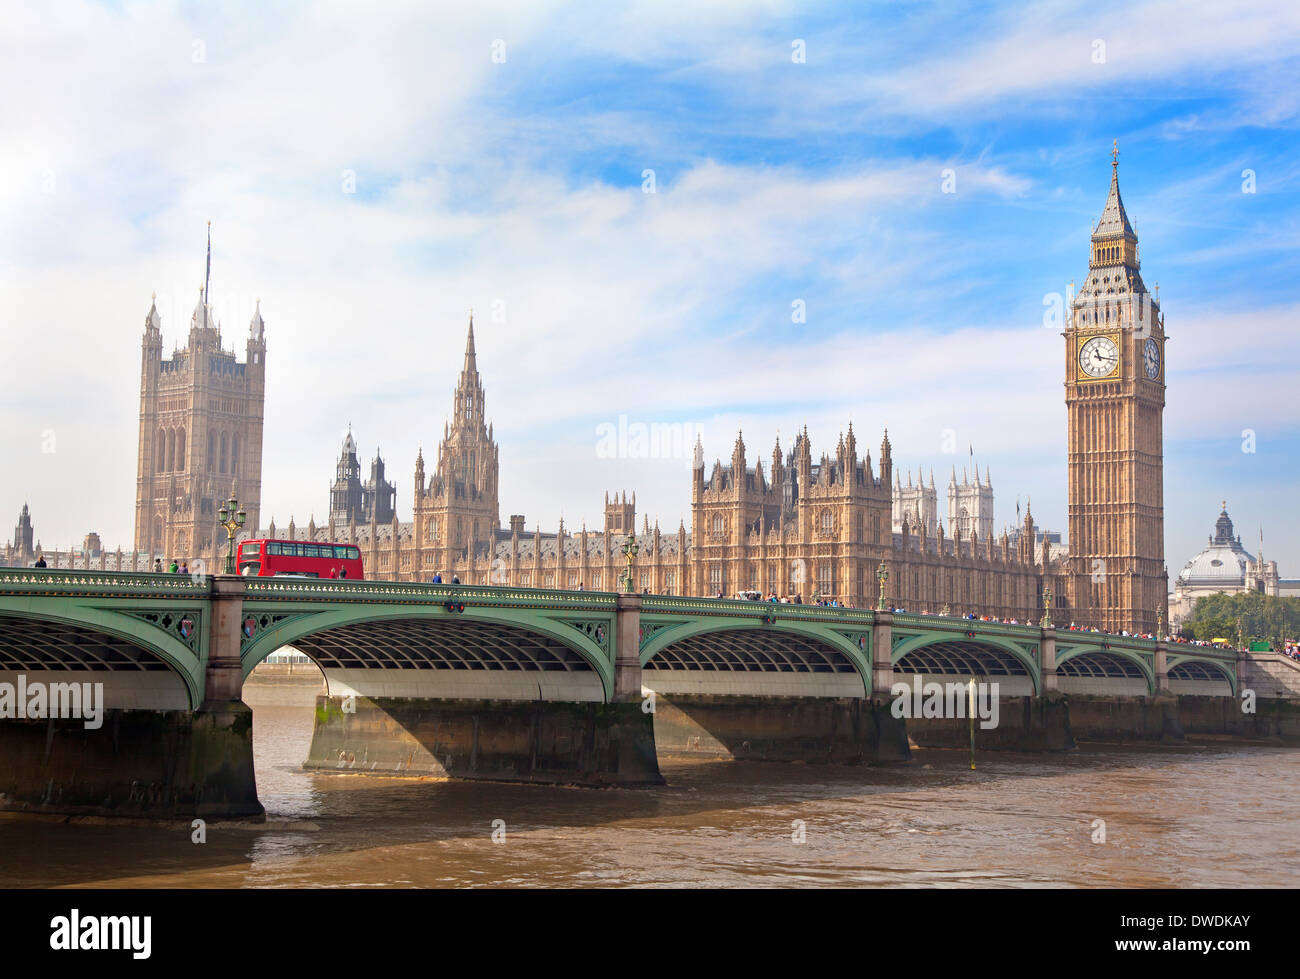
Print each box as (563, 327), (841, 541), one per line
(217, 493), (247, 575)
(1041, 586), (1053, 629)
(876, 561), (889, 611)
(620, 532), (639, 594)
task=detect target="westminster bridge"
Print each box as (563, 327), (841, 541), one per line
(0, 568), (1260, 817)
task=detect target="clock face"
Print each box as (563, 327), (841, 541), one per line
(1143, 337), (1160, 379)
(1079, 335), (1120, 378)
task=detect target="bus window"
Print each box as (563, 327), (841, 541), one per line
(347, 546), (360, 560)
(267, 543), (281, 556)
(305, 545), (320, 558)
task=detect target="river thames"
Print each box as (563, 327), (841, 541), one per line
(2, 683), (1297, 888)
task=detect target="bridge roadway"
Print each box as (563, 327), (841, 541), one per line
(0, 568), (1245, 817)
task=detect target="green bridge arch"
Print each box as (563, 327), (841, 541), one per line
(889, 629), (1042, 694)
(0, 601), (205, 708)
(1166, 654), (1238, 695)
(1055, 643), (1156, 694)
(638, 616), (873, 693)
(239, 603), (616, 701)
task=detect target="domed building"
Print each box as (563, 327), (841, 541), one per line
(1169, 504), (1300, 629)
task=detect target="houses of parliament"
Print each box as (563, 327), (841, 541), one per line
(3, 154), (1170, 634)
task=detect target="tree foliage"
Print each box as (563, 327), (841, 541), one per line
(1181, 591), (1300, 647)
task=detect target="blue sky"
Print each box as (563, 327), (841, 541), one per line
(1, 0), (1298, 574)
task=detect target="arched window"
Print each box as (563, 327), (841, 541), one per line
(156, 430), (166, 471)
(231, 433), (240, 475)
(427, 518), (439, 541)
(165, 429), (175, 472)
(820, 509), (832, 535)
(219, 433), (228, 474)
(208, 431), (215, 470)
(177, 429), (186, 472)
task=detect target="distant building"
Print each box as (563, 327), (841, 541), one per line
(948, 463), (994, 543)
(8, 504), (33, 563)
(329, 430), (396, 527)
(1169, 504), (1300, 628)
(892, 468), (937, 536)
(1, 504), (146, 571)
(890, 462), (994, 543)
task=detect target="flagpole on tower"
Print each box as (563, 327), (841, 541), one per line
(204, 221), (212, 320)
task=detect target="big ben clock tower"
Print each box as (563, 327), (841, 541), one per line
(1066, 144), (1167, 635)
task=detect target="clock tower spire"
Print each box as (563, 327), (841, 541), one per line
(1065, 145), (1167, 635)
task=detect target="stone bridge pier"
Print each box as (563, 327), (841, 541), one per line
(635, 603), (910, 765)
(298, 591), (663, 787)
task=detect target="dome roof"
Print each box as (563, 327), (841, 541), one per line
(1176, 505), (1256, 586)
(1177, 544), (1253, 586)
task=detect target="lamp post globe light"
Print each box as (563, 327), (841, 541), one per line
(218, 492), (247, 575)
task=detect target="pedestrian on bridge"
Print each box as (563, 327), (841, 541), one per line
(34, 555), (47, 568)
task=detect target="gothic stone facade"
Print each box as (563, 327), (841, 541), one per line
(133, 278), (266, 571)
(1065, 151), (1168, 635)
(688, 427), (1048, 617)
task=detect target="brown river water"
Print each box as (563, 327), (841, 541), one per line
(2, 679), (1298, 888)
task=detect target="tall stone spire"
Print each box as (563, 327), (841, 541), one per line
(249, 297), (265, 340)
(463, 312), (478, 374)
(1094, 140), (1136, 241)
(145, 292), (162, 334)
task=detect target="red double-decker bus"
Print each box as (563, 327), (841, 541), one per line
(236, 539), (364, 579)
